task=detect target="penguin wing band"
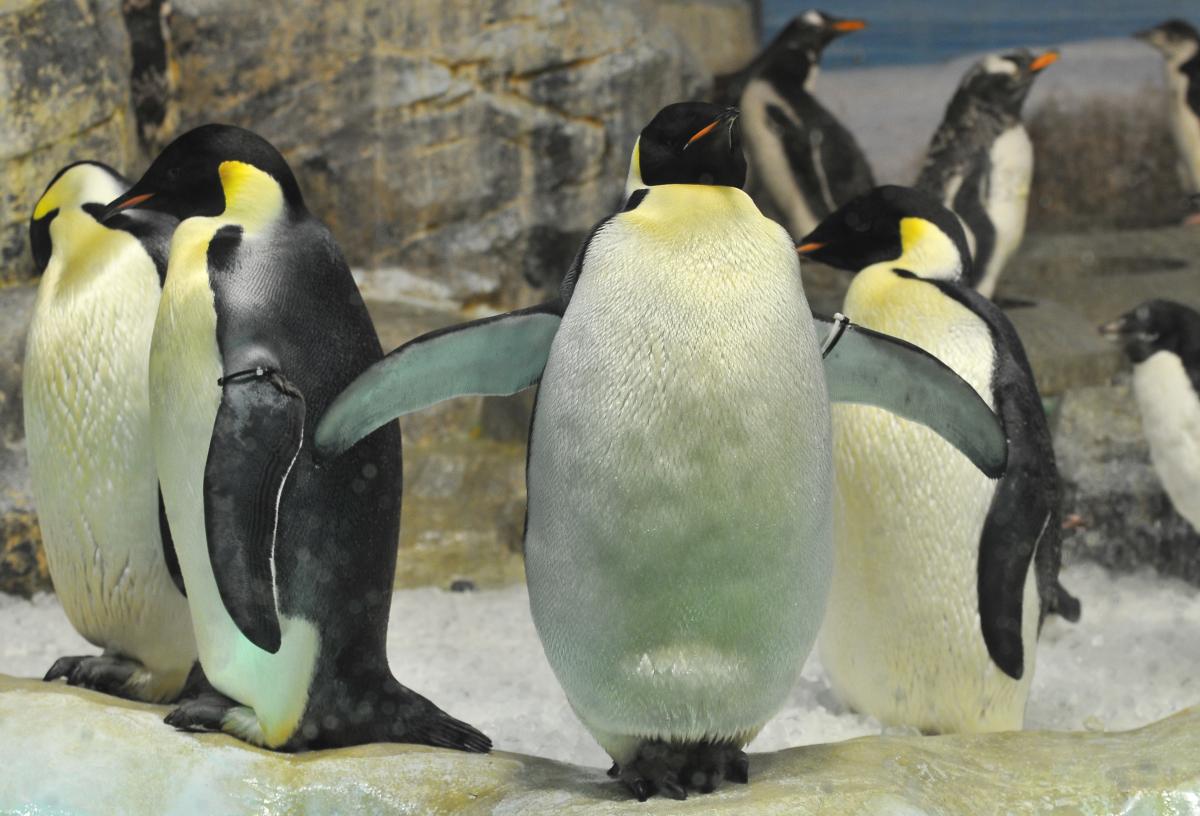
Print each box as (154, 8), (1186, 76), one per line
(203, 367), (307, 653)
(314, 300), (564, 460)
(812, 313), (1008, 478)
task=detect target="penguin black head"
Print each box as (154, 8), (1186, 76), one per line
(626, 102), (745, 190)
(101, 124), (305, 222)
(29, 161), (128, 275)
(950, 50), (1058, 121)
(1135, 19), (1200, 63)
(797, 185), (973, 282)
(1100, 300), (1200, 365)
(755, 11), (867, 87)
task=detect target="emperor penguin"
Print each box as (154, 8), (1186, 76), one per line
(1101, 300), (1200, 532)
(716, 10), (875, 240)
(915, 49), (1058, 298)
(314, 103), (1007, 798)
(24, 161), (195, 703)
(1136, 20), (1200, 210)
(799, 185), (1080, 735)
(99, 125), (489, 753)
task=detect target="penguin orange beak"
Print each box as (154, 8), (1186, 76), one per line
(796, 242), (826, 255)
(831, 19), (867, 32)
(1030, 51), (1059, 72)
(115, 192), (155, 210)
(686, 119), (721, 148)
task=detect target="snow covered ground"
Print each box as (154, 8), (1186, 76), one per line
(1, 561), (1197, 768)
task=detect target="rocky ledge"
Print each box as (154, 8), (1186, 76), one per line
(1, 674), (1196, 814)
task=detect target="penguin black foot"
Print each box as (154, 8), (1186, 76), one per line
(612, 739), (749, 800)
(164, 691), (241, 733)
(43, 654), (170, 702)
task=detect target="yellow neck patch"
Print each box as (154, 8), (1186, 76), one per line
(217, 161), (285, 231)
(624, 138), (644, 196)
(896, 217), (963, 282)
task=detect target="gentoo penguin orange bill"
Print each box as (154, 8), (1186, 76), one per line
(25, 161), (196, 703)
(916, 49), (1058, 298)
(799, 185), (1080, 735)
(714, 10), (875, 240)
(1102, 300), (1200, 532)
(315, 103), (1007, 798)
(1136, 20), (1200, 216)
(99, 125), (489, 753)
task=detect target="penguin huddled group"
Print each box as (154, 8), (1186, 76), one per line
(17, 9), (1199, 805)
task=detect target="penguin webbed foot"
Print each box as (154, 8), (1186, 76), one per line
(164, 690), (240, 733)
(44, 654), (141, 700)
(613, 740), (749, 800)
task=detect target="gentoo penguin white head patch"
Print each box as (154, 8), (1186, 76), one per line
(797, 185), (972, 282)
(957, 49), (1059, 117)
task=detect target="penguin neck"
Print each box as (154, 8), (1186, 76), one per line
(894, 218), (965, 282)
(761, 51), (819, 95)
(624, 139), (645, 198)
(217, 161), (289, 233)
(1172, 42), (1200, 83)
(45, 209), (130, 295)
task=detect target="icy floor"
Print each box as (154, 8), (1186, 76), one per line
(1, 562), (1197, 768)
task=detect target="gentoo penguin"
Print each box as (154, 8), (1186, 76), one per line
(1136, 20), (1200, 209)
(100, 125), (489, 753)
(799, 185), (1080, 735)
(719, 10), (875, 240)
(24, 161), (195, 703)
(315, 103), (1006, 798)
(915, 49), (1058, 298)
(1101, 300), (1200, 531)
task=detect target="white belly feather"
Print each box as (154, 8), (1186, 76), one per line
(741, 79), (821, 239)
(978, 126), (1032, 298)
(1132, 351), (1200, 531)
(820, 267), (1039, 733)
(1167, 75), (1200, 194)
(151, 216), (317, 746)
(24, 212), (195, 686)
(524, 185), (833, 761)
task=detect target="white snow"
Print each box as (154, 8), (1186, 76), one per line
(2, 561), (1197, 767)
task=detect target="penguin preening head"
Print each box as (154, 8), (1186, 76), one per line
(1100, 300), (1200, 365)
(797, 185), (973, 281)
(950, 49), (1059, 122)
(29, 161), (128, 274)
(625, 102), (745, 192)
(1135, 19), (1200, 65)
(101, 124), (305, 222)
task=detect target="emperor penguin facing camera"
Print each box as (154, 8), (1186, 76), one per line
(25, 161), (196, 703)
(800, 185), (1080, 735)
(315, 103), (1008, 799)
(916, 49), (1058, 298)
(100, 124), (489, 753)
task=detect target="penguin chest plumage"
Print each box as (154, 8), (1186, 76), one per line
(23, 209), (195, 681)
(820, 266), (1038, 733)
(524, 185), (833, 760)
(1132, 351), (1200, 529)
(979, 125), (1033, 295)
(1166, 67), (1200, 192)
(150, 215), (318, 745)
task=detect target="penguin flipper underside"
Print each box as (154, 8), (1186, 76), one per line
(314, 300), (564, 459)
(814, 314), (1008, 478)
(203, 367), (307, 654)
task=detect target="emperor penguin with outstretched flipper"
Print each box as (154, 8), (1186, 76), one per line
(25, 161), (195, 703)
(1136, 20), (1200, 213)
(1102, 300), (1200, 532)
(915, 49), (1058, 298)
(799, 185), (1080, 735)
(315, 103), (1007, 799)
(714, 10), (874, 240)
(99, 124), (490, 753)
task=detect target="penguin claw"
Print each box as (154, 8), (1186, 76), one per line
(44, 654), (137, 698)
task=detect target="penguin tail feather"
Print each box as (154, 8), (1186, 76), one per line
(1049, 581), (1082, 623)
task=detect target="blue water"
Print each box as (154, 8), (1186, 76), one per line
(762, 0), (1199, 67)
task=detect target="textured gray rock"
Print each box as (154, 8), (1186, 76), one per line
(2, 674), (1197, 814)
(0, 0), (137, 284)
(1054, 382), (1200, 585)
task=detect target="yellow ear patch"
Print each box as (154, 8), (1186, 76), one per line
(899, 217), (931, 253)
(897, 217), (962, 281)
(217, 161), (285, 229)
(33, 188), (60, 221)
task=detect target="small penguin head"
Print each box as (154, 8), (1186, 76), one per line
(1135, 19), (1200, 64)
(626, 103), (745, 190)
(954, 50), (1058, 118)
(29, 161), (127, 274)
(1100, 300), (1200, 364)
(775, 10), (867, 54)
(101, 124), (305, 222)
(797, 185), (973, 282)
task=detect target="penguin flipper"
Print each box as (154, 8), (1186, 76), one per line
(158, 486), (186, 597)
(814, 313), (1008, 478)
(204, 367), (306, 654)
(314, 300), (564, 460)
